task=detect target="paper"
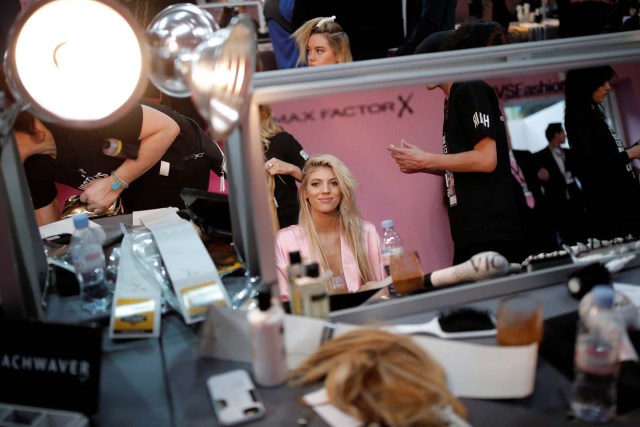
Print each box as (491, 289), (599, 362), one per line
(303, 388), (361, 427)
(411, 336), (538, 399)
(614, 282), (640, 307)
(199, 307), (538, 399)
(108, 234), (162, 339)
(39, 216), (101, 238)
(142, 209), (229, 324)
(285, 316), (538, 399)
(131, 207), (178, 226)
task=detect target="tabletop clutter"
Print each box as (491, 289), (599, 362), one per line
(41, 208), (640, 426)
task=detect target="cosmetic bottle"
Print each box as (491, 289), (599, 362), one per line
(247, 284), (287, 387)
(296, 262), (331, 320)
(286, 251), (305, 314)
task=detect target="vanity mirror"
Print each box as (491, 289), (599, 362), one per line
(237, 31), (640, 290)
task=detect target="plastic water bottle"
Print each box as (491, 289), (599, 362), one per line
(570, 285), (623, 423)
(70, 214), (110, 313)
(381, 219), (404, 277)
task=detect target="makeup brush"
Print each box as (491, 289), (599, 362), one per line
(390, 306), (496, 339)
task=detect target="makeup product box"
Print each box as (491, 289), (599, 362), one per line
(141, 210), (230, 324)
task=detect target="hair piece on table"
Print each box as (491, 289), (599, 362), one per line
(289, 328), (468, 426)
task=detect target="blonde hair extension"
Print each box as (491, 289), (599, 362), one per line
(259, 104), (284, 151)
(289, 329), (468, 426)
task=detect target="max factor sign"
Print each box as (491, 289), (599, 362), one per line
(276, 93), (415, 124)
(493, 79), (564, 101)
(1, 353), (92, 382)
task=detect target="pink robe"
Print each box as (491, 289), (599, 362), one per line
(274, 222), (385, 299)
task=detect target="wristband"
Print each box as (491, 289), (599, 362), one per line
(111, 171), (129, 191)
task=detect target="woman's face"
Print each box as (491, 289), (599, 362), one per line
(304, 166), (342, 214)
(307, 34), (338, 67)
(592, 80), (611, 104)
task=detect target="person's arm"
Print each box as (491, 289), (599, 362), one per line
(265, 157), (303, 181)
(79, 106), (180, 213)
(34, 198), (60, 226)
(264, 132), (306, 181)
(388, 138), (497, 175)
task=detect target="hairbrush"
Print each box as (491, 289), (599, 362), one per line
(390, 306), (496, 339)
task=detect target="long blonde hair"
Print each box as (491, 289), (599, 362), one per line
(292, 16), (353, 66)
(260, 104), (283, 231)
(260, 104), (283, 151)
(298, 154), (374, 283)
(289, 329), (468, 426)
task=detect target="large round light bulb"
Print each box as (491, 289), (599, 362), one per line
(4, 0), (146, 127)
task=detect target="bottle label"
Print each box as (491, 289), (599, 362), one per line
(73, 249), (104, 272)
(575, 339), (619, 376)
(382, 247), (404, 264)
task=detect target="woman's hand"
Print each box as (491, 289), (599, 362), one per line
(79, 177), (121, 214)
(265, 157), (302, 181)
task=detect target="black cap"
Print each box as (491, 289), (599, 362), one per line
(305, 262), (320, 278)
(256, 285), (272, 311)
(289, 251), (302, 265)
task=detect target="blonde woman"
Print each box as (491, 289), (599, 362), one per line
(261, 105), (308, 228)
(274, 154), (384, 298)
(292, 16), (353, 67)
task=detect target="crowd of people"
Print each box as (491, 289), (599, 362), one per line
(2, 1), (639, 293)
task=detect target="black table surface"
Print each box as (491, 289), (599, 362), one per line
(43, 214), (640, 426)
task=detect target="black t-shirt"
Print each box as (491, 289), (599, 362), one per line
(443, 81), (522, 249)
(24, 100), (222, 213)
(264, 131), (308, 228)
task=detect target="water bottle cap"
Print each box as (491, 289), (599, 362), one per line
(591, 285), (614, 308)
(73, 214), (89, 229)
(381, 219), (394, 229)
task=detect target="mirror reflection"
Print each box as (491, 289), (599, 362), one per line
(258, 0), (636, 72)
(265, 60), (640, 275)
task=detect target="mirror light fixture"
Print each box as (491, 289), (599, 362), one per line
(145, 4), (256, 140)
(4, 0), (147, 128)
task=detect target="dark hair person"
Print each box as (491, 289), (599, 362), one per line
(564, 65), (640, 240)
